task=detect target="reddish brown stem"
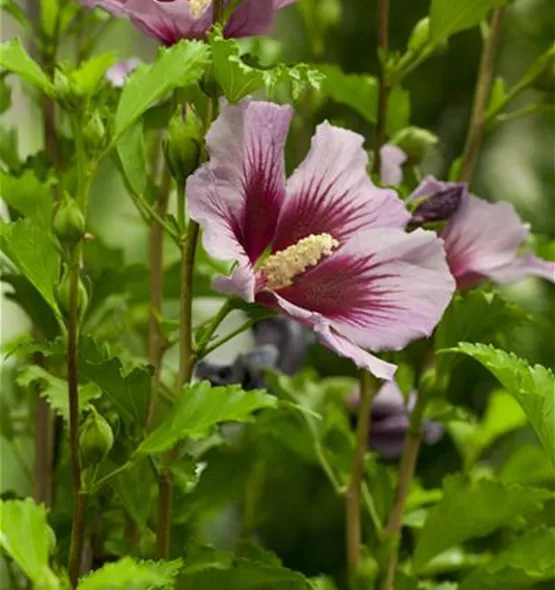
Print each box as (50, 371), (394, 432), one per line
(372, 0), (390, 174)
(458, 7), (505, 183)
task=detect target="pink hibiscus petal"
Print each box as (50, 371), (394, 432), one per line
(225, 0), (275, 37)
(487, 253), (555, 284)
(188, 99), (292, 266)
(257, 291), (397, 380)
(442, 193), (528, 286)
(274, 228), (455, 352)
(273, 122), (409, 251)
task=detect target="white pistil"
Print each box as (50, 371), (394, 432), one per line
(259, 233), (339, 290)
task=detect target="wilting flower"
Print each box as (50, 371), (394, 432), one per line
(196, 317), (308, 387)
(105, 58), (141, 87)
(348, 380), (444, 459)
(80, 0), (299, 44)
(187, 99), (455, 380)
(410, 177), (555, 288)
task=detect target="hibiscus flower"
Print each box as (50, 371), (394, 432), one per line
(187, 99), (455, 379)
(79, 0), (299, 44)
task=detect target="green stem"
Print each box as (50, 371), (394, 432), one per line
(458, 7), (505, 183)
(195, 298), (235, 353)
(67, 119), (93, 588)
(488, 102), (555, 127)
(145, 164), (172, 433)
(372, 0), (390, 174)
(380, 396), (427, 590)
(345, 370), (378, 581)
(198, 317), (261, 359)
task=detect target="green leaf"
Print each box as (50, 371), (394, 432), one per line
(318, 64), (409, 135)
(460, 528), (555, 589)
(429, 0), (510, 44)
(210, 32), (323, 103)
(435, 290), (527, 377)
(178, 545), (312, 589)
(78, 557), (183, 590)
(70, 52), (117, 99)
(79, 341), (152, 426)
(0, 498), (59, 589)
(136, 381), (277, 455)
(499, 445), (555, 486)
(40, 0), (60, 38)
(16, 365), (101, 421)
(442, 343), (555, 465)
(114, 40), (209, 140)
(0, 219), (61, 317)
(0, 125), (19, 171)
(487, 76), (507, 114)
(319, 65), (378, 123)
(0, 38), (52, 92)
(116, 122), (147, 196)
(449, 389), (527, 468)
(1, 0), (33, 30)
(0, 170), (53, 227)
(0, 77), (11, 114)
(412, 475), (552, 571)
(417, 547), (488, 577)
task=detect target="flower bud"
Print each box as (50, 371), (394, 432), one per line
(163, 105), (203, 186)
(55, 265), (89, 319)
(83, 112), (107, 155)
(53, 195), (86, 248)
(410, 184), (464, 225)
(52, 69), (85, 110)
(390, 126), (438, 164)
(79, 406), (114, 466)
(352, 555), (379, 590)
(407, 17), (448, 54)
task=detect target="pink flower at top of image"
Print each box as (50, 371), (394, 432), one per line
(79, 0), (299, 44)
(186, 98), (455, 380)
(409, 176), (555, 289)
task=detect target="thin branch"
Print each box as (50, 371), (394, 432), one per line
(458, 7), (505, 183)
(372, 0), (390, 174)
(345, 370), (377, 580)
(380, 397), (426, 590)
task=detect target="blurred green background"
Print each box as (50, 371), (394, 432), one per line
(1, 0), (554, 586)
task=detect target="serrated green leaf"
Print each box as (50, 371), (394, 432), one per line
(79, 342), (152, 425)
(0, 38), (52, 92)
(0, 219), (61, 317)
(114, 40), (209, 140)
(210, 30), (323, 103)
(78, 557), (183, 590)
(429, 0), (510, 44)
(16, 365), (101, 421)
(459, 528), (555, 589)
(413, 475), (552, 571)
(442, 343), (555, 465)
(0, 170), (53, 227)
(0, 498), (59, 589)
(137, 381), (277, 455)
(435, 290), (527, 376)
(116, 121), (147, 196)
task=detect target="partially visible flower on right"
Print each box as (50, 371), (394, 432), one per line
(106, 58), (141, 87)
(409, 176), (555, 289)
(378, 147), (555, 289)
(348, 380), (444, 459)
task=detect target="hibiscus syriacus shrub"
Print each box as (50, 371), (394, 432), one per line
(1, 0), (554, 588)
